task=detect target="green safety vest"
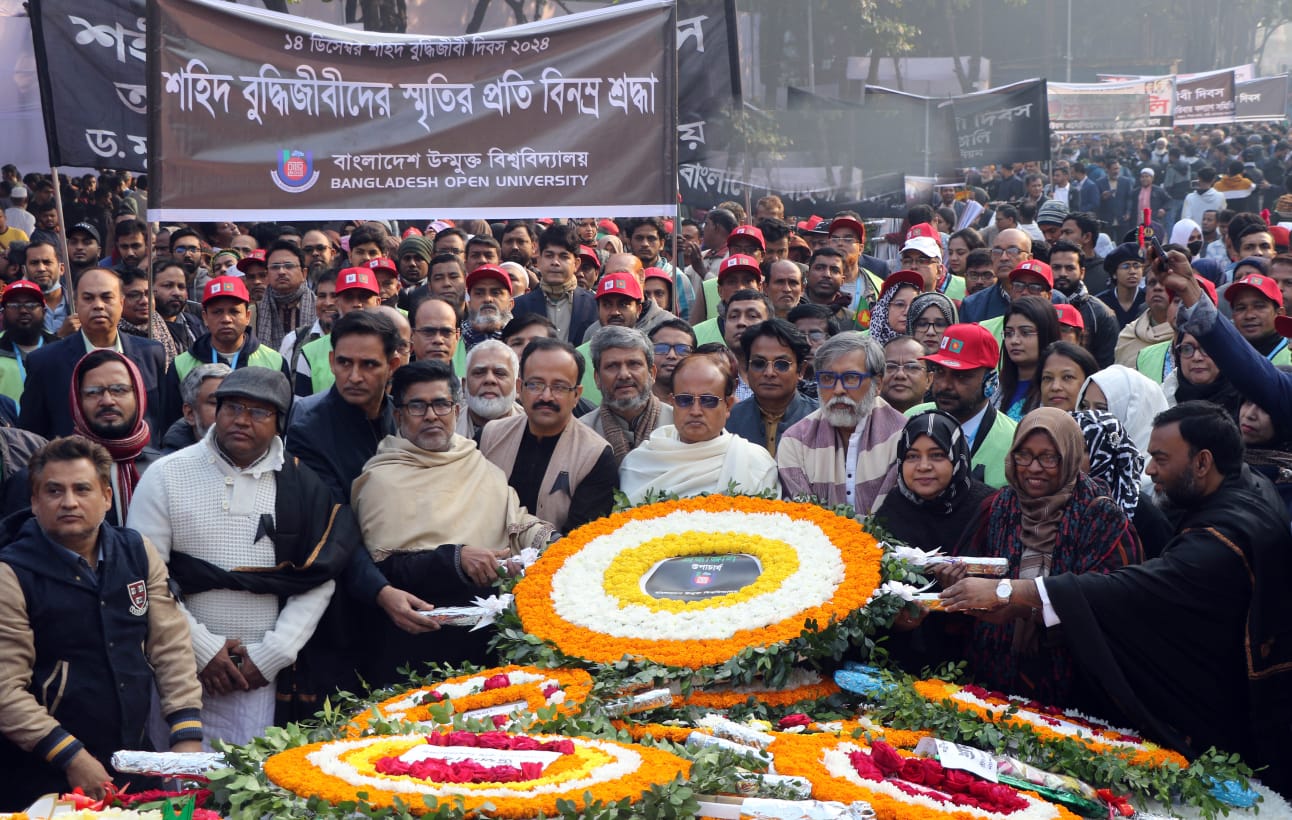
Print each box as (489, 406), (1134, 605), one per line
(0, 355), (22, 404)
(173, 343), (285, 382)
(906, 400), (1016, 488)
(301, 334), (467, 396)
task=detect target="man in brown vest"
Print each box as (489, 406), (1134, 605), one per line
(480, 337), (618, 534)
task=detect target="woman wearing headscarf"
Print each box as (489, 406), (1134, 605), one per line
(1071, 409), (1173, 559)
(906, 291), (958, 355)
(939, 407), (1142, 705)
(1077, 364), (1168, 454)
(1238, 366), (1292, 519)
(866, 273), (922, 348)
(1168, 218), (1204, 259)
(1162, 329), (1244, 419)
(876, 410), (996, 674)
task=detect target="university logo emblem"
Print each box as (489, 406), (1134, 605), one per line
(271, 149), (320, 193)
(692, 573), (712, 586)
(127, 579), (148, 616)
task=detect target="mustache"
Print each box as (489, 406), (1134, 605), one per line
(534, 401), (560, 413)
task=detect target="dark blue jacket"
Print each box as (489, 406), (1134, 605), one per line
(17, 334), (177, 444)
(958, 286), (1070, 324)
(725, 391), (818, 452)
(512, 288), (598, 345)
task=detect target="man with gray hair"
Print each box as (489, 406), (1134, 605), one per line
(776, 331), (906, 512)
(162, 362), (232, 453)
(580, 326), (672, 465)
(455, 339), (522, 443)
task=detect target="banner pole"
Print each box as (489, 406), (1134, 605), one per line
(50, 165), (73, 291)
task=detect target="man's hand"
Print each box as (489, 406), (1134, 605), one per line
(929, 562), (968, 588)
(939, 577), (1005, 613)
(65, 749), (113, 799)
(1152, 246), (1203, 307)
(198, 638), (248, 695)
(171, 740), (203, 754)
(460, 545), (509, 587)
(684, 240), (704, 273)
(376, 585), (440, 635)
(57, 314), (81, 338)
(230, 645), (270, 689)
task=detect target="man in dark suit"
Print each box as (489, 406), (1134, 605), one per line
(1070, 162), (1101, 213)
(511, 223), (597, 345)
(18, 267), (177, 442)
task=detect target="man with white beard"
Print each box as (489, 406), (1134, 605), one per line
(579, 326), (672, 466)
(776, 332), (905, 513)
(462, 265), (514, 350)
(455, 340), (523, 443)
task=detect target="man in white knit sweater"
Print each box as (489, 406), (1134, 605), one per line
(128, 368), (340, 747)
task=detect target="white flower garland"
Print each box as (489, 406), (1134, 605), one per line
(950, 688), (1149, 755)
(548, 510), (844, 641)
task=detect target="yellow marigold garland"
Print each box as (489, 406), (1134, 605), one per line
(675, 677), (841, 709)
(263, 733), (691, 818)
(912, 679), (1189, 770)
(513, 496), (883, 668)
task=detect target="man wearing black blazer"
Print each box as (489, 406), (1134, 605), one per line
(510, 223), (597, 345)
(18, 267), (177, 442)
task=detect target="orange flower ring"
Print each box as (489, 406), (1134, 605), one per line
(513, 496), (883, 668)
(263, 732), (691, 818)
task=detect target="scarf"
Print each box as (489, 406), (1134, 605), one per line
(1170, 330), (1244, 419)
(1004, 407), (1085, 654)
(619, 427), (780, 505)
(1080, 365), (1168, 453)
(599, 396), (662, 465)
(540, 278), (577, 302)
(258, 284), (317, 350)
(868, 283), (916, 347)
(895, 409), (972, 514)
(906, 292), (958, 336)
(1072, 410), (1144, 518)
(69, 350), (151, 516)
(118, 309), (181, 368)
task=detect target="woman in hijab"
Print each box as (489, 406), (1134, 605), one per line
(1162, 329), (1244, 419)
(938, 408), (1142, 705)
(1077, 365), (1168, 454)
(1238, 367), (1292, 518)
(906, 292), (958, 355)
(867, 273), (922, 348)
(1071, 409), (1173, 559)
(1168, 218), (1204, 259)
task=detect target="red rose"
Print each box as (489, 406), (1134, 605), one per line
(475, 731), (512, 749)
(777, 713), (812, 729)
(510, 735), (542, 751)
(943, 770), (976, 793)
(900, 758), (927, 784)
(482, 674), (512, 690)
(869, 741), (905, 776)
(541, 684), (561, 698)
(969, 781), (996, 800)
(445, 730), (479, 747)
(920, 758), (946, 789)
(490, 714), (509, 728)
(951, 794), (978, 807)
(848, 750), (884, 782)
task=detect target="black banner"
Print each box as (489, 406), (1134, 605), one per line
(29, 0), (148, 170)
(946, 79), (1049, 165)
(676, 0), (740, 167)
(1175, 69), (1235, 126)
(1235, 75), (1290, 123)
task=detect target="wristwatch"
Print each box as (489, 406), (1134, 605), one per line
(995, 579), (1013, 606)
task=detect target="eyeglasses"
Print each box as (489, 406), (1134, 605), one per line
(414, 325), (458, 339)
(911, 319), (948, 333)
(884, 362), (927, 376)
(1010, 282), (1048, 296)
(219, 401), (276, 423)
(1012, 450), (1061, 468)
(829, 235), (858, 245)
(302, 244), (330, 255)
(673, 393), (722, 409)
(816, 370), (871, 389)
(1003, 326), (1038, 339)
(748, 357), (794, 373)
(268, 262), (300, 272)
(171, 245), (201, 255)
(1116, 261), (1144, 271)
(804, 330), (827, 342)
(990, 246), (1026, 258)
(900, 256), (936, 267)
(966, 268), (997, 280)
(522, 380), (577, 397)
(80, 383), (132, 400)
(1175, 343), (1208, 359)
(4, 300), (42, 311)
(398, 398), (456, 417)
(653, 342), (693, 357)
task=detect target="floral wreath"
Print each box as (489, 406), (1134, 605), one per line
(912, 679), (1189, 770)
(512, 496), (885, 669)
(676, 668), (841, 710)
(262, 731), (690, 818)
(769, 732), (1081, 820)
(349, 665), (593, 736)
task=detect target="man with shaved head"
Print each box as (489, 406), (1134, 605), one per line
(959, 228), (1033, 324)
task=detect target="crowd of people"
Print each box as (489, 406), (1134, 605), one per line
(0, 121), (1290, 810)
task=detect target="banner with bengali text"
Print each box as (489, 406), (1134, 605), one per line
(29, 0), (148, 170)
(944, 79), (1049, 164)
(1048, 77), (1175, 134)
(1174, 69), (1235, 126)
(148, 0), (676, 221)
(676, 0), (739, 167)
(1235, 75), (1289, 123)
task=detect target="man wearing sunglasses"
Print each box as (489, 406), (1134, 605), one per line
(725, 320), (818, 457)
(777, 332), (905, 513)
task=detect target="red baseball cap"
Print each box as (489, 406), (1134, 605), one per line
(644, 267), (672, 284)
(336, 267), (380, 295)
(401, 227), (423, 238)
(366, 257), (398, 276)
(1008, 259), (1054, 289)
(1225, 273), (1283, 308)
(880, 269), (925, 299)
(717, 253), (763, 282)
(577, 246), (601, 270)
(921, 323), (1000, 370)
(797, 215), (827, 234)
(1, 279), (41, 304)
(595, 272), (644, 302)
(1270, 224), (1290, 252)
(235, 249), (267, 273)
(727, 225), (766, 252)
(828, 216), (866, 242)
(597, 219), (619, 236)
(466, 264), (512, 293)
(1055, 303), (1085, 330)
(202, 275), (251, 305)
(901, 222), (942, 260)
